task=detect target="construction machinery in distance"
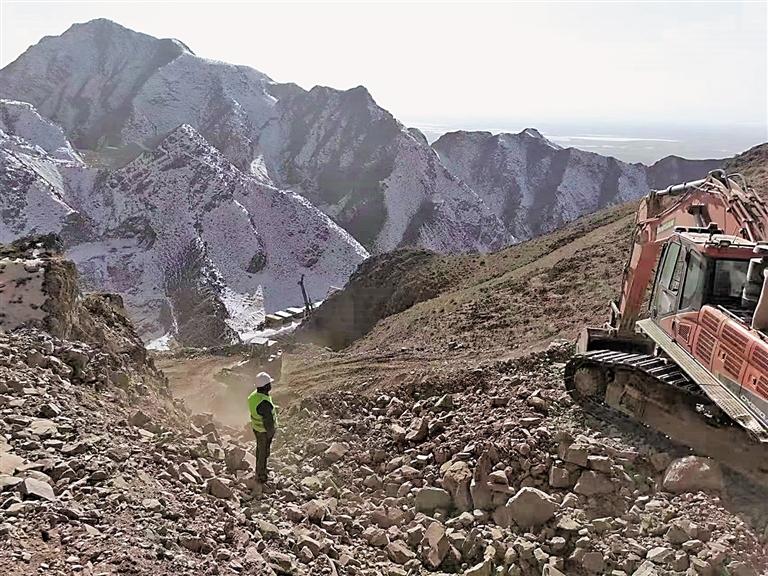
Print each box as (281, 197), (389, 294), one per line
(564, 170), (768, 486)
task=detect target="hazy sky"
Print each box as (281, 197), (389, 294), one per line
(1, 0), (766, 131)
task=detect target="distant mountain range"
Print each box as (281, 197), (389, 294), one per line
(433, 130), (722, 239)
(0, 19), (734, 345)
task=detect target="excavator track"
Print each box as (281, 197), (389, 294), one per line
(565, 350), (768, 487)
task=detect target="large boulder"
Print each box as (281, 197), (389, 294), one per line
(549, 465), (571, 488)
(323, 442), (349, 463)
(505, 487), (557, 528)
(206, 477), (233, 499)
(442, 460), (473, 511)
(405, 417), (430, 443)
(469, 451), (494, 510)
(387, 540), (416, 564)
(19, 477), (56, 501)
(574, 470), (614, 496)
(225, 446), (249, 472)
(631, 561), (660, 576)
(662, 456), (724, 493)
(421, 522), (450, 569)
(302, 499), (328, 523)
(415, 487), (452, 512)
(465, 558), (493, 576)
(0, 451), (24, 475)
(28, 418), (57, 438)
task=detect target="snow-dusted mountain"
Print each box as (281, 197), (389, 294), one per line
(0, 100), (367, 346)
(0, 19), (722, 253)
(433, 129), (723, 239)
(0, 19), (510, 253)
(258, 85), (512, 252)
(0, 19), (729, 346)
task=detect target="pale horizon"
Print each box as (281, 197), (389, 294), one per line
(1, 1), (766, 162)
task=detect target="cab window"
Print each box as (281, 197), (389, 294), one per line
(658, 243), (681, 290)
(680, 252), (705, 310)
(655, 242), (683, 317)
(711, 260), (749, 304)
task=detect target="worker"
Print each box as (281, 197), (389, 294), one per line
(247, 372), (278, 488)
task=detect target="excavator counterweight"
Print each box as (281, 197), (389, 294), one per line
(565, 171), (768, 486)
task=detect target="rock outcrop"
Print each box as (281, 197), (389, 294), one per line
(296, 249), (464, 349)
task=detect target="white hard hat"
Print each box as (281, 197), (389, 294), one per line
(254, 372), (274, 389)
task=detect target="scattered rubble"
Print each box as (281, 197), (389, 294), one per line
(1, 242), (766, 574)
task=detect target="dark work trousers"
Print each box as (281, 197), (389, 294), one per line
(255, 431), (274, 482)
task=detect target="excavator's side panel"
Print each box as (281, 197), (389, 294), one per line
(672, 310), (700, 355)
(709, 309), (753, 389)
(739, 352), (768, 427)
(712, 320), (768, 431)
(692, 307), (723, 372)
(744, 343), (768, 428)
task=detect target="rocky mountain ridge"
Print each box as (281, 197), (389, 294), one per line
(0, 19), (728, 255)
(0, 100), (368, 346)
(0, 19), (511, 254)
(433, 130), (723, 240)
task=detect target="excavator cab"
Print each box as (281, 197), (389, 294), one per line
(649, 231), (768, 339)
(650, 232), (757, 330)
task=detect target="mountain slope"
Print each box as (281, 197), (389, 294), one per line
(646, 154), (723, 190)
(293, 143), (764, 399)
(258, 85), (512, 252)
(725, 142), (768, 200)
(0, 19), (510, 254)
(297, 204), (634, 362)
(0, 19), (194, 150)
(0, 100), (82, 162)
(0, 100), (367, 344)
(433, 130), (722, 240)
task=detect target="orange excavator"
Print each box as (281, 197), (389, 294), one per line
(564, 170), (768, 486)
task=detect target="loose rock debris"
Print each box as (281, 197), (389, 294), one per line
(1, 333), (765, 575)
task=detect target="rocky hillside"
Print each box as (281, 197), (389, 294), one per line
(296, 249), (478, 350)
(0, 19), (510, 254)
(298, 203), (635, 360)
(154, 340), (768, 576)
(725, 142), (768, 200)
(3, 267), (766, 575)
(0, 100), (367, 346)
(433, 130), (722, 240)
(290, 142), (768, 402)
(3, 212), (766, 576)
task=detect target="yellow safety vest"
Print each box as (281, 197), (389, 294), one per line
(248, 391), (278, 433)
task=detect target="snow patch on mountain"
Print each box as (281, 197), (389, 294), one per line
(0, 103), (368, 345)
(0, 100), (82, 162)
